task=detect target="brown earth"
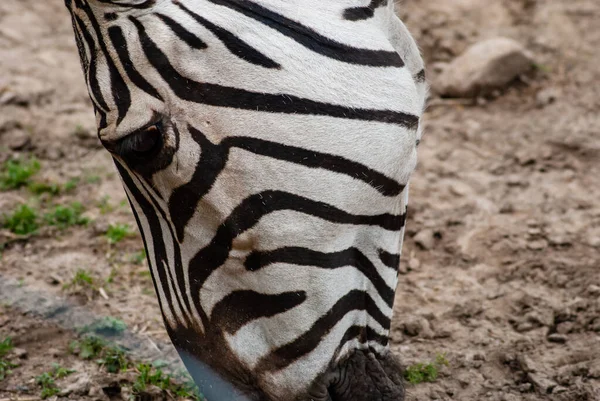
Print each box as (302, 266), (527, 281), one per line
(1, 0), (599, 400)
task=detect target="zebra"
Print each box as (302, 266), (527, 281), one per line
(63, 0), (427, 400)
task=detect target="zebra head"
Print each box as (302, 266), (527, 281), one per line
(64, 0), (427, 400)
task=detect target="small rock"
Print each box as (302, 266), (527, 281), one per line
(555, 322), (575, 335)
(587, 285), (600, 296)
(88, 385), (110, 401)
(414, 229), (436, 250)
(535, 87), (561, 108)
(408, 257), (421, 271)
(527, 239), (548, 251)
(60, 373), (92, 396)
(12, 347), (27, 359)
(547, 333), (568, 344)
(402, 317), (434, 338)
(518, 383), (533, 393)
(47, 274), (63, 286)
(434, 37), (533, 98)
(527, 373), (557, 393)
(136, 385), (166, 401)
(7, 131), (31, 151)
(48, 347), (61, 357)
(44, 147), (63, 161)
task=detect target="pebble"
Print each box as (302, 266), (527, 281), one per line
(12, 347), (27, 359)
(527, 239), (548, 251)
(527, 373), (557, 393)
(60, 373), (92, 396)
(414, 229), (436, 250)
(547, 333), (568, 344)
(434, 37), (534, 98)
(408, 257), (421, 271)
(535, 87), (561, 108)
(587, 284), (600, 296)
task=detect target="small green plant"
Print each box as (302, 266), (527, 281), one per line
(0, 337), (16, 381)
(86, 175), (101, 185)
(2, 204), (39, 235)
(28, 181), (62, 196)
(132, 363), (202, 400)
(98, 345), (129, 373)
(0, 158), (40, 190)
(51, 363), (76, 379)
(64, 269), (95, 290)
(97, 196), (114, 214)
(70, 336), (105, 360)
(44, 202), (89, 229)
(106, 223), (133, 244)
(404, 353), (449, 385)
(81, 317), (127, 336)
(63, 178), (79, 192)
(70, 335), (129, 373)
(35, 372), (60, 399)
(435, 353), (449, 367)
(0, 338), (13, 357)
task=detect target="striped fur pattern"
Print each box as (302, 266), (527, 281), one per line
(64, 0), (427, 399)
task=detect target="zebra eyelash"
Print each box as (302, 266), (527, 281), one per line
(113, 120), (164, 159)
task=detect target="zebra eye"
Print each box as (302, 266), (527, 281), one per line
(116, 123), (163, 160)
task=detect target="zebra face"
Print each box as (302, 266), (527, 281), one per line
(65, 0), (427, 400)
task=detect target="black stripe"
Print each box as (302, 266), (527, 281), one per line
(337, 325), (389, 352)
(343, 0), (388, 21)
(378, 249), (400, 271)
(255, 290), (390, 373)
(74, 15), (109, 113)
(78, 1), (131, 125)
(227, 136), (403, 196)
(114, 161), (190, 328)
(211, 290), (307, 334)
(187, 190), (405, 315)
(244, 247), (395, 307)
(155, 13), (208, 50)
(96, 0), (155, 8)
(107, 25), (164, 101)
(169, 127), (229, 242)
(176, 3), (280, 69)
(169, 127), (405, 242)
(206, 0), (403, 67)
(131, 16), (418, 128)
(135, 176), (197, 329)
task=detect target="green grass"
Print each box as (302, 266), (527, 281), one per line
(0, 338), (14, 357)
(0, 158), (40, 190)
(404, 353), (449, 385)
(35, 372), (61, 399)
(64, 269), (95, 290)
(44, 202), (89, 229)
(28, 181), (62, 196)
(98, 345), (129, 373)
(0, 337), (16, 381)
(69, 336), (104, 360)
(106, 223), (133, 244)
(86, 175), (101, 185)
(2, 204), (39, 235)
(70, 335), (129, 373)
(51, 363), (76, 379)
(132, 363), (202, 400)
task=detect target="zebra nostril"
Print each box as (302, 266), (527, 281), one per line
(416, 139), (421, 147)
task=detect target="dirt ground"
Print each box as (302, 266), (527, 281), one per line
(0, 0), (599, 400)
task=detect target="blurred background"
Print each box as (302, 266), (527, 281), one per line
(0, 0), (599, 400)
